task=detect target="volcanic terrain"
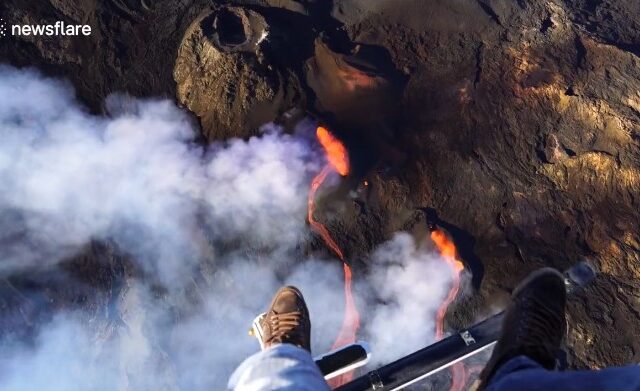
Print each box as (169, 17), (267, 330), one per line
(0, 0), (639, 388)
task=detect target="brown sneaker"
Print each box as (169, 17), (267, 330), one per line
(260, 286), (311, 351)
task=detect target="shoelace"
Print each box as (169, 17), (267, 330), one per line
(266, 311), (304, 345)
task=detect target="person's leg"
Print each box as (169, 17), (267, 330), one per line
(480, 268), (567, 389)
(479, 267), (640, 390)
(478, 267), (568, 388)
(228, 344), (330, 391)
(484, 355), (640, 391)
(228, 286), (330, 391)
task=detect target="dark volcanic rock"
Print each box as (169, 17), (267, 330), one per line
(0, 0), (639, 379)
(0, 0), (196, 111)
(173, 6), (297, 140)
(332, 0), (639, 371)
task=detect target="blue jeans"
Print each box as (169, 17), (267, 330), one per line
(229, 345), (640, 390)
(486, 355), (640, 391)
(228, 344), (329, 391)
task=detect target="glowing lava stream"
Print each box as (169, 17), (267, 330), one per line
(431, 229), (467, 391)
(308, 126), (360, 387)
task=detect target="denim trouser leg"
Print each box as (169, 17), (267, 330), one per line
(228, 344), (330, 391)
(486, 355), (640, 391)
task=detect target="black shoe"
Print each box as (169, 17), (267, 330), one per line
(478, 268), (567, 388)
(260, 286), (311, 351)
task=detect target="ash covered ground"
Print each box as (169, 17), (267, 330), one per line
(0, 0), (639, 388)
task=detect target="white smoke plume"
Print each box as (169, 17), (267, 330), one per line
(364, 233), (459, 365)
(0, 66), (460, 390)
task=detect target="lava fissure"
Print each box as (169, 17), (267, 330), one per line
(308, 127), (360, 387)
(311, 127), (468, 389)
(431, 229), (467, 391)
(307, 165), (345, 261)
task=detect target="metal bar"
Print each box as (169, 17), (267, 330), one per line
(335, 313), (504, 391)
(336, 261), (596, 391)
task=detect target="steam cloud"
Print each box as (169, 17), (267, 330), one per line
(0, 66), (460, 390)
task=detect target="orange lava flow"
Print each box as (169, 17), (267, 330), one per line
(308, 127), (360, 387)
(431, 230), (464, 340)
(431, 229), (467, 391)
(307, 166), (345, 261)
(316, 126), (349, 176)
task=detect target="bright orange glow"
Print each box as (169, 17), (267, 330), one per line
(430, 230), (464, 271)
(326, 262), (360, 388)
(431, 229), (466, 391)
(317, 126), (350, 176)
(307, 166), (345, 260)
(308, 128), (359, 387)
(330, 262), (359, 349)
